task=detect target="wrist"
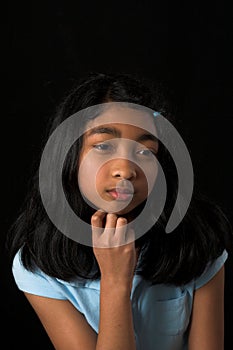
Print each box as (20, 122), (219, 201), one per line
(100, 277), (133, 296)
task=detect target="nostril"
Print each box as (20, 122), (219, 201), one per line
(113, 173), (123, 179)
(111, 161), (137, 180)
(112, 170), (136, 180)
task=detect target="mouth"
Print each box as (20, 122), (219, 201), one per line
(107, 188), (134, 201)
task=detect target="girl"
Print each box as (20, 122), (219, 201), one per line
(7, 73), (233, 350)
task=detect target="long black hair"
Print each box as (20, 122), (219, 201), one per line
(7, 72), (233, 285)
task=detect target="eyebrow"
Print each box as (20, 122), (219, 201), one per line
(87, 126), (158, 143)
(87, 127), (120, 137)
(136, 133), (158, 143)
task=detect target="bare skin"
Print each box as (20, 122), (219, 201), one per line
(91, 211), (137, 350)
(23, 113), (225, 349)
(24, 213), (225, 350)
(25, 211), (138, 350)
(188, 264), (225, 350)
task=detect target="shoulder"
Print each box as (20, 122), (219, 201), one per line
(193, 249), (228, 290)
(12, 250), (67, 299)
(12, 249), (101, 302)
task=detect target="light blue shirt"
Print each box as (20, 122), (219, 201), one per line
(12, 249), (228, 350)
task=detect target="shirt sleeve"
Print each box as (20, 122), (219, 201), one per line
(194, 249), (228, 290)
(12, 250), (67, 299)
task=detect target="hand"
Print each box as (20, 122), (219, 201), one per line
(91, 211), (136, 287)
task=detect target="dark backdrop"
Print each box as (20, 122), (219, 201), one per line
(3, 1), (233, 348)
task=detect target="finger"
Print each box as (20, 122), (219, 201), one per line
(91, 210), (106, 228)
(93, 213), (116, 248)
(104, 213), (118, 229)
(116, 216), (128, 228)
(114, 217), (128, 246)
(91, 211), (106, 246)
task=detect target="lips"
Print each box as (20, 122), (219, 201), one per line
(107, 187), (134, 201)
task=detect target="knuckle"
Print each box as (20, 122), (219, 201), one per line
(117, 217), (127, 224)
(91, 215), (100, 226)
(91, 214), (99, 222)
(108, 213), (117, 218)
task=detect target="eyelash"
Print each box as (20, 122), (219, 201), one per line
(93, 143), (113, 151)
(137, 149), (155, 156)
(93, 143), (156, 157)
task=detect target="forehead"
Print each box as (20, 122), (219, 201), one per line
(84, 106), (157, 136)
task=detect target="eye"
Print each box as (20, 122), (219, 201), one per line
(136, 148), (155, 157)
(93, 143), (114, 152)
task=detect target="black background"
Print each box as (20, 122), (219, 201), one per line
(3, 1), (233, 348)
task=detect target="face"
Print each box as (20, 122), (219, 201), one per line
(78, 106), (159, 216)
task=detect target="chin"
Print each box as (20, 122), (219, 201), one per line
(104, 206), (134, 216)
(113, 201), (145, 218)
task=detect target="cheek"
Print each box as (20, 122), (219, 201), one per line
(140, 162), (158, 196)
(77, 158), (96, 195)
(94, 166), (108, 192)
(77, 157), (108, 201)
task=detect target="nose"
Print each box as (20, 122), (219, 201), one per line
(111, 159), (137, 180)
